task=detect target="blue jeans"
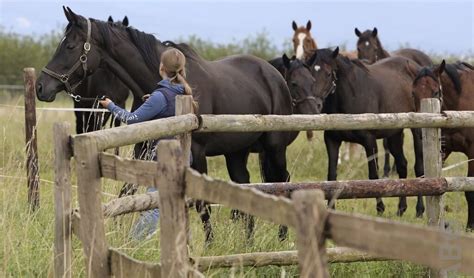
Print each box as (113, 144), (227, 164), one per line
(129, 187), (160, 240)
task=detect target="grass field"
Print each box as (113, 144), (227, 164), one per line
(1, 91), (472, 277)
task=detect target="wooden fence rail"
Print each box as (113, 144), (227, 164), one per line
(54, 96), (474, 277)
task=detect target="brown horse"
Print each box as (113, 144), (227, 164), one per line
(292, 20), (317, 60)
(412, 60), (474, 230)
(306, 47), (425, 217)
(355, 27), (432, 67)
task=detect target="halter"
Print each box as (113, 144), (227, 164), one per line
(322, 70), (337, 97)
(42, 18), (93, 102)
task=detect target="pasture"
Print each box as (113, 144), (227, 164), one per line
(1, 91), (471, 277)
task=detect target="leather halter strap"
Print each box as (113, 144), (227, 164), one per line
(42, 18), (92, 102)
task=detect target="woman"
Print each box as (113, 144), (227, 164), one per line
(100, 48), (196, 240)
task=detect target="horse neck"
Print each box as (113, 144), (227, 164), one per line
(376, 40), (390, 60)
(304, 40), (317, 59)
(103, 33), (167, 96)
(440, 72), (461, 110)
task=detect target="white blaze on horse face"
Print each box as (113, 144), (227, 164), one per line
(365, 41), (370, 47)
(314, 65), (321, 72)
(295, 33), (307, 59)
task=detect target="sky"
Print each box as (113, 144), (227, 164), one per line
(0, 0), (472, 55)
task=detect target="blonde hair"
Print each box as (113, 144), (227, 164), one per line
(160, 48), (198, 112)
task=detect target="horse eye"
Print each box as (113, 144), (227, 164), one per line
(291, 81), (298, 87)
(66, 44), (75, 50)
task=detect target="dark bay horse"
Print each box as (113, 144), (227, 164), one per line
(354, 27), (433, 178)
(412, 60), (474, 230)
(73, 16), (129, 134)
(36, 7), (320, 243)
(355, 27), (432, 67)
(306, 47), (425, 217)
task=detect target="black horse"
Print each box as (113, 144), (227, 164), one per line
(36, 7), (322, 243)
(306, 47), (425, 217)
(73, 16), (129, 134)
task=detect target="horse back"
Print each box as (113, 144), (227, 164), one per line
(188, 54), (292, 116)
(392, 48), (433, 67)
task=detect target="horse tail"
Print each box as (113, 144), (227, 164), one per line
(306, 131), (314, 141)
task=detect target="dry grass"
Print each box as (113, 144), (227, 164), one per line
(1, 92), (471, 277)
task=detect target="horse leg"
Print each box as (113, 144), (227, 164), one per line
(386, 132), (409, 216)
(260, 146), (290, 241)
(382, 139), (391, 178)
(324, 132), (342, 212)
(191, 144), (214, 245)
(361, 136), (384, 214)
(224, 150), (253, 241)
(325, 132), (342, 181)
(411, 128), (425, 217)
(466, 149), (474, 231)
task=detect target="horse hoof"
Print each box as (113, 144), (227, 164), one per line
(396, 208), (407, 217)
(376, 203), (385, 215)
(204, 232), (215, 248)
(230, 209), (241, 222)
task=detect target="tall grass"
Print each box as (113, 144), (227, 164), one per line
(0, 92), (471, 277)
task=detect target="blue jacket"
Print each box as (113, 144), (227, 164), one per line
(107, 79), (185, 124)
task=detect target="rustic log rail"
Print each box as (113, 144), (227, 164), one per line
(53, 96), (474, 277)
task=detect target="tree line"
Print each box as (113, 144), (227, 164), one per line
(0, 26), (470, 85)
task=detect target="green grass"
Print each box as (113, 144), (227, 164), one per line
(0, 92), (471, 277)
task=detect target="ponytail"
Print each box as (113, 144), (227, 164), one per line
(174, 70), (198, 113)
(160, 48), (198, 113)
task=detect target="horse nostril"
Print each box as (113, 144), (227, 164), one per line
(317, 103), (323, 111)
(37, 82), (43, 94)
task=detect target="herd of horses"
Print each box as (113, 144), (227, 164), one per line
(35, 7), (474, 244)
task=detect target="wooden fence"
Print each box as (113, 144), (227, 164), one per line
(53, 95), (474, 277)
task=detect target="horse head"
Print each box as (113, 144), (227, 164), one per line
(355, 27), (381, 64)
(281, 53), (323, 114)
(412, 60), (446, 111)
(292, 20), (317, 60)
(36, 7), (104, 101)
(306, 47), (340, 101)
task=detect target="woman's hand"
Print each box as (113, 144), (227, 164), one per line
(142, 94), (151, 101)
(99, 98), (112, 108)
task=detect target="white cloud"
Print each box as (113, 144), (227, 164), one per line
(15, 17), (31, 29)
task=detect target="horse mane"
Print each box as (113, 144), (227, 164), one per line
(444, 63), (463, 95)
(162, 41), (203, 62)
(414, 67), (438, 85)
(94, 18), (161, 74)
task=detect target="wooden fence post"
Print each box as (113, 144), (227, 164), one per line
(54, 123), (73, 278)
(74, 135), (109, 277)
(292, 190), (329, 278)
(175, 95), (194, 248)
(421, 98), (445, 278)
(157, 140), (191, 277)
(175, 95), (193, 166)
(23, 67), (39, 210)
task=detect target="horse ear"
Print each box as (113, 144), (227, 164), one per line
(332, 47), (340, 58)
(435, 60), (446, 77)
(292, 21), (297, 31)
(63, 6), (73, 23)
(355, 28), (362, 37)
(306, 20), (312, 31)
(372, 27), (378, 37)
(66, 7), (80, 25)
(282, 53), (291, 69)
(107, 16), (113, 23)
(122, 16), (129, 27)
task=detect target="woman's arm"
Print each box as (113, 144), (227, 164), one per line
(102, 92), (168, 124)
